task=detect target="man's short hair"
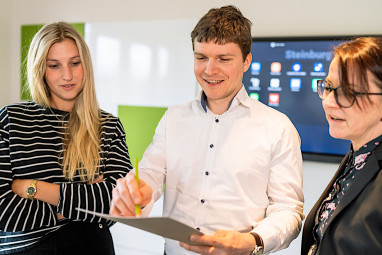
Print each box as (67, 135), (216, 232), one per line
(191, 5), (252, 61)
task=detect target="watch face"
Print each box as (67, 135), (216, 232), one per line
(27, 187), (35, 194)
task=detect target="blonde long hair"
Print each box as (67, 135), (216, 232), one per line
(27, 22), (101, 182)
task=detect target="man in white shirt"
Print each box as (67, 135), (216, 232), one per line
(110, 5), (304, 255)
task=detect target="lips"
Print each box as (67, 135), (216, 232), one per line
(60, 84), (75, 89)
(329, 114), (345, 121)
(203, 78), (224, 86)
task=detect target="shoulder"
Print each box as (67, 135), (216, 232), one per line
(1, 101), (44, 119)
(2, 101), (42, 112)
(100, 110), (125, 134)
(166, 100), (197, 117)
(100, 110), (119, 123)
(249, 99), (293, 126)
(246, 99), (301, 146)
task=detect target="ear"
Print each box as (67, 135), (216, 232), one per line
(243, 53), (252, 72)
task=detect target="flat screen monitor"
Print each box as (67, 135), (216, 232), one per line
(242, 37), (354, 162)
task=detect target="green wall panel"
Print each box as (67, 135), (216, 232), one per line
(118, 105), (167, 162)
(20, 23), (85, 100)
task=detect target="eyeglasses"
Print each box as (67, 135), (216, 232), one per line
(317, 80), (382, 108)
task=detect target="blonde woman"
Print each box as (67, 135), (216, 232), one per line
(0, 22), (131, 254)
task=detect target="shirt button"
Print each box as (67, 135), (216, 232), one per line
(210, 144), (214, 148)
(201, 199), (205, 204)
(215, 119), (219, 123)
(99, 224), (103, 229)
(205, 171), (209, 175)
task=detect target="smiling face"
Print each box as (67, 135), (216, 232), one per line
(193, 41), (251, 114)
(45, 39), (84, 111)
(323, 57), (382, 150)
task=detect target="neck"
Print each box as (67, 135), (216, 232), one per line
(50, 100), (74, 112)
(352, 132), (382, 152)
(206, 97), (232, 115)
(205, 88), (241, 115)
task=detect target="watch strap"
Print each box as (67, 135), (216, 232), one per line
(26, 179), (38, 200)
(250, 232), (264, 255)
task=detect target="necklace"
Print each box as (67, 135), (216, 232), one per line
(48, 107), (69, 127)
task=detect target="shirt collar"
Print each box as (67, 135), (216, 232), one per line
(198, 85), (251, 113)
(350, 134), (382, 166)
(200, 92), (208, 113)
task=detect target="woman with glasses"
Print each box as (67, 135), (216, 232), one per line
(301, 36), (382, 255)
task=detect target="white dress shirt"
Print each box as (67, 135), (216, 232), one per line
(139, 86), (304, 254)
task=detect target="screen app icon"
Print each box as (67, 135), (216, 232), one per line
(251, 62), (261, 74)
(292, 63), (302, 72)
(270, 78), (280, 88)
(312, 78), (320, 92)
(290, 78), (301, 92)
(270, 62), (281, 73)
(249, 78), (260, 90)
(249, 93), (259, 100)
(314, 62), (324, 72)
(268, 93), (280, 106)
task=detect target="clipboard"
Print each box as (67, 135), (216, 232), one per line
(76, 208), (204, 245)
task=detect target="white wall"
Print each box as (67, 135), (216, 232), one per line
(2, 0), (382, 106)
(1, 0), (381, 254)
(0, 0), (12, 105)
(85, 20), (198, 115)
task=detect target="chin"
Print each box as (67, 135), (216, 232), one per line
(203, 90), (219, 99)
(329, 129), (346, 140)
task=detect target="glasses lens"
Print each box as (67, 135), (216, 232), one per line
(317, 80), (355, 108)
(335, 86), (354, 108)
(317, 80), (325, 99)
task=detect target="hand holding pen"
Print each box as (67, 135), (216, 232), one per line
(110, 158), (153, 217)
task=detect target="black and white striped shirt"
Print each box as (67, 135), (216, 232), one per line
(0, 101), (132, 254)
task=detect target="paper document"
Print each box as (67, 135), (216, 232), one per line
(76, 208), (204, 245)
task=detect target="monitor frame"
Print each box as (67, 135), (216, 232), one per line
(246, 35), (380, 163)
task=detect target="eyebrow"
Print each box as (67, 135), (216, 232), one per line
(46, 55), (81, 61)
(193, 52), (234, 57)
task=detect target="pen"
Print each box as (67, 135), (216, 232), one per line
(135, 158), (141, 216)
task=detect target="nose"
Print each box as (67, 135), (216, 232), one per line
(205, 59), (219, 75)
(61, 65), (73, 81)
(322, 90), (340, 108)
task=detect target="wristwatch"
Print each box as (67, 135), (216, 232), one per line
(26, 179), (38, 200)
(250, 232), (264, 255)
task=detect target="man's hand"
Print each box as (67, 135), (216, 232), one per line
(110, 172), (153, 216)
(179, 230), (256, 255)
